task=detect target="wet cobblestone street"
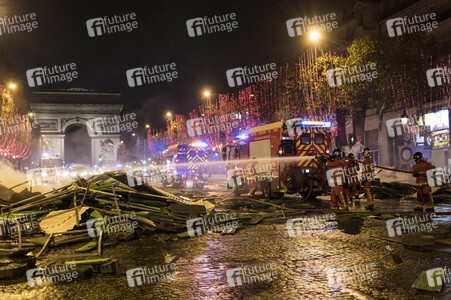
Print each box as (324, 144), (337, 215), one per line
(1, 196), (451, 300)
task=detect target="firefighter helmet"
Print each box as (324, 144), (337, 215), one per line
(348, 153), (354, 159)
(332, 149), (341, 158)
(413, 152), (423, 163)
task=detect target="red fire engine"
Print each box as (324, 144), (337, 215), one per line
(223, 119), (332, 198)
(162, 143), (209, 188)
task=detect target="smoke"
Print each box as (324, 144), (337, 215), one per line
(0, 161), (29, 190)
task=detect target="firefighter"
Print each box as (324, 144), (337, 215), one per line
(315, 154), (328, 194)
(326, 149), (348, 210)
(345, 153), (361, 203)
(412, 152), (435, 212)
(247, 157), (258, 197)
(361, 148), (375, 211)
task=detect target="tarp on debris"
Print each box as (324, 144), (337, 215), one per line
(39, 207), (89, 234)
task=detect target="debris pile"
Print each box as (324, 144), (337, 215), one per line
(0, 171), (214, 279)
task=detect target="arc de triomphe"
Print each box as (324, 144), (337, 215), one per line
(30, 89), (123, 166)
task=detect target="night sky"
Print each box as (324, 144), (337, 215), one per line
(0, 0), (340, 128)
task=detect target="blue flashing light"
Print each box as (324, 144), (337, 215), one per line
(236, 133), (249, 140)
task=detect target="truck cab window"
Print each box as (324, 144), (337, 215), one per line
(314, 133), (324, 145)
(301, 133), (311, 145)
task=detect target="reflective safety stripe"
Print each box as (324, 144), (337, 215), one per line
(416, 182), (429, 186)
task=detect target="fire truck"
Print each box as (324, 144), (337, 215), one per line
(162, 143), (210, 188)
(223, 119), (332, 198)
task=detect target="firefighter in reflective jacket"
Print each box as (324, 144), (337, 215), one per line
(361, 148), (375, 211)
(345, 153), (360, 203)
(315, 154), (328, 194)
(326, 149), (348, 210)
(412, 152), (435, 212)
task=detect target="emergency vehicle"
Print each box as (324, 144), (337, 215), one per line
(223, 119), (332, 198)
(162, 143), (209, 188)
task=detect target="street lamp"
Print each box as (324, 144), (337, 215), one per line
(166, 112), (172, 118)
(203, 90), (211, 97)
(8, 83), (16, 89)
(145, 124), (150, 129)
(309, 31), (320, 42)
